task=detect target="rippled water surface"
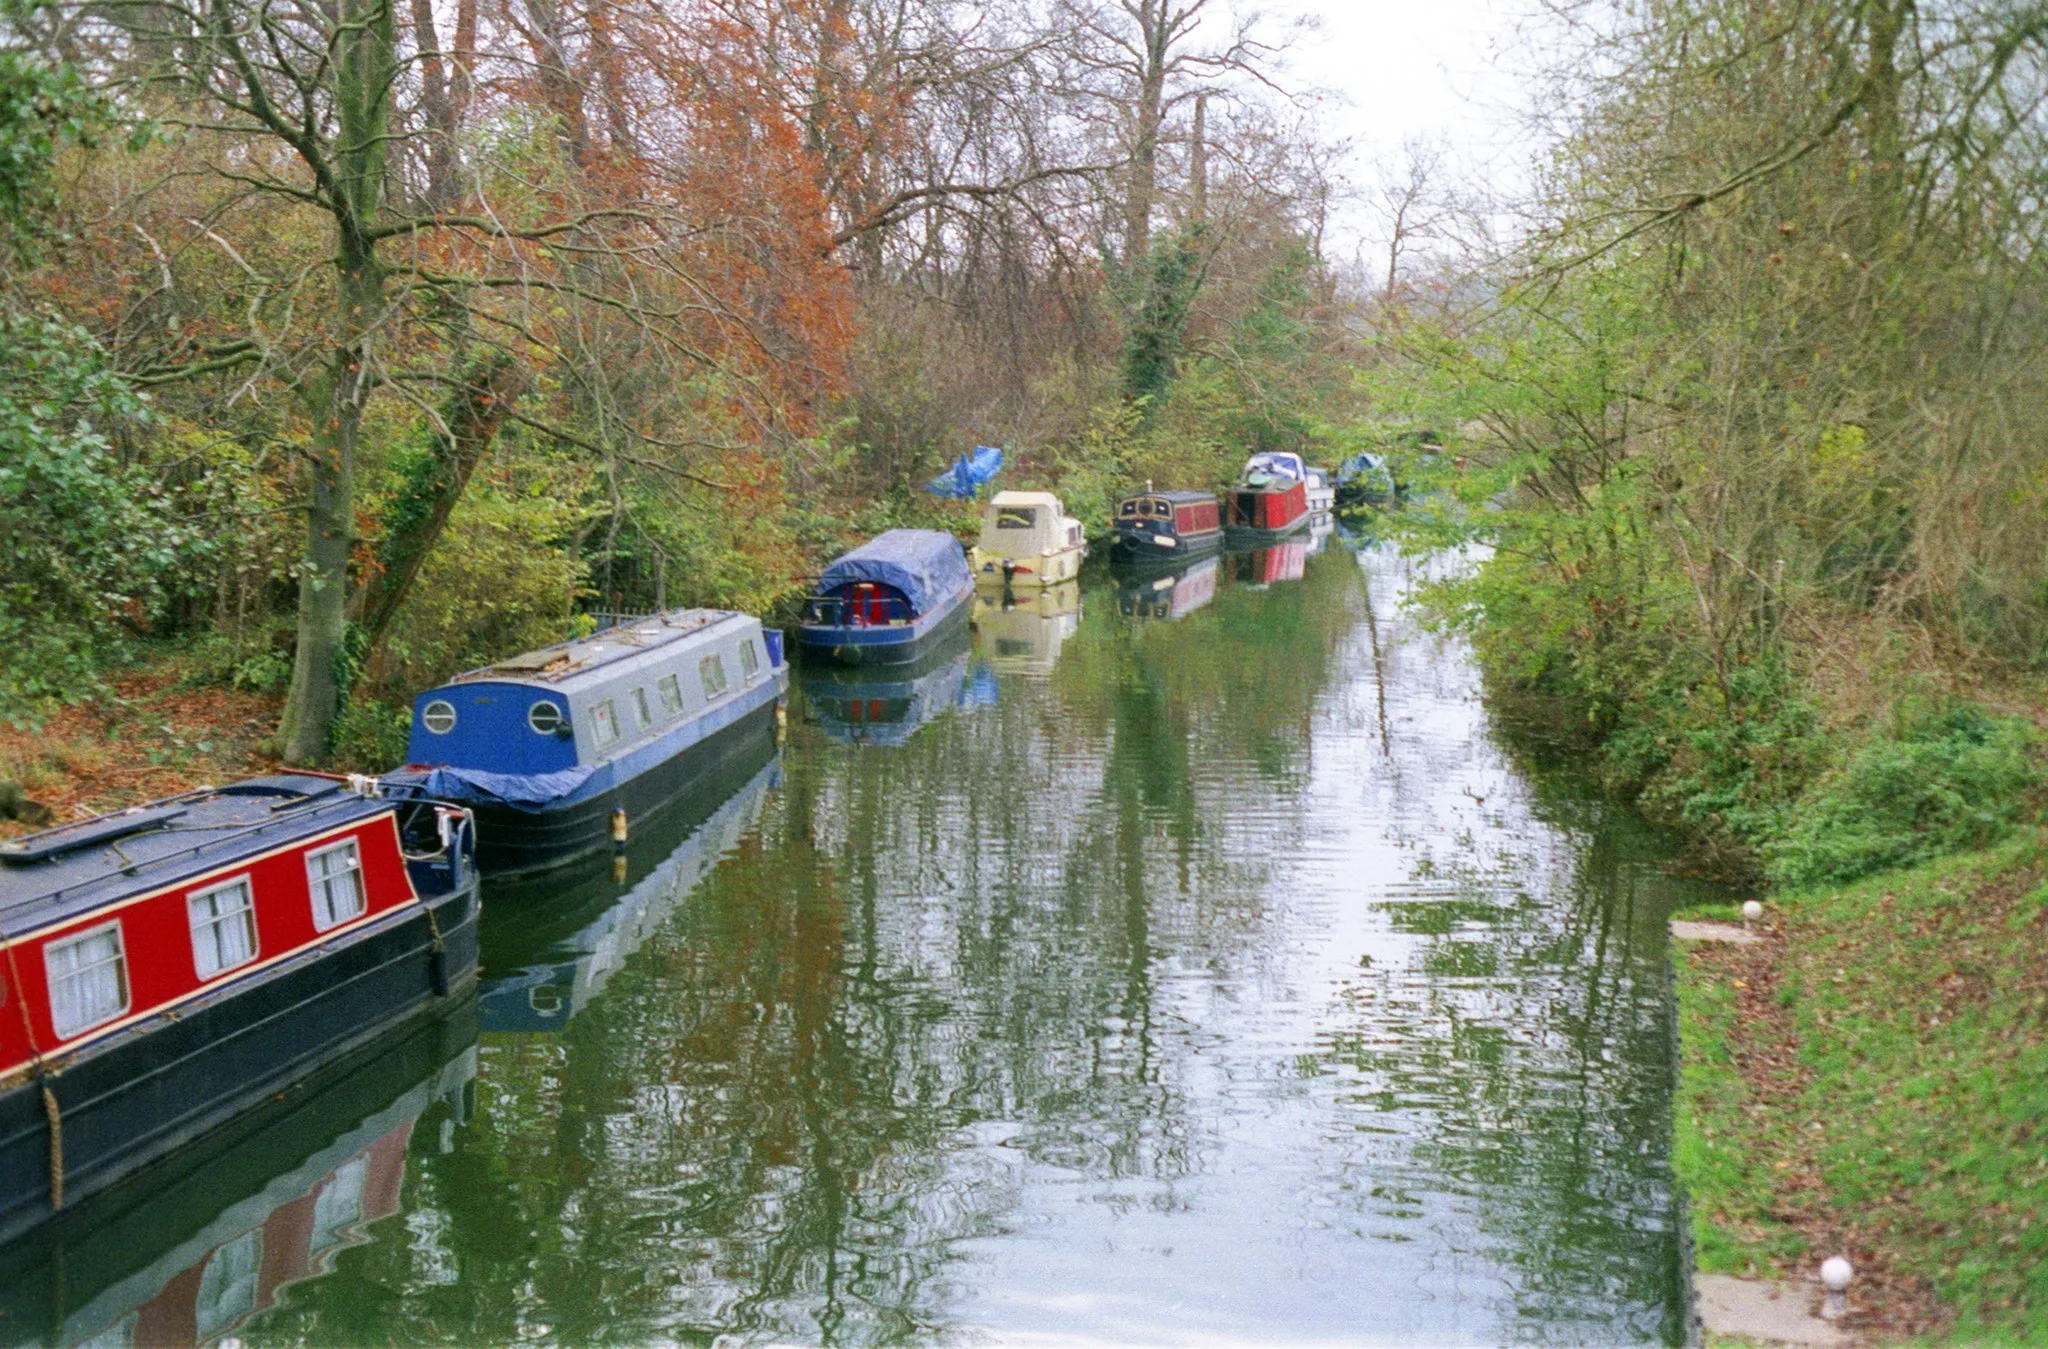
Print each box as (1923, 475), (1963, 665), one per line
(2, 538), (1714, 1347)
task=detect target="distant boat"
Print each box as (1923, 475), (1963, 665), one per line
(796, 529), (973, 667)
(0, 775), (479, 1243)
(1304, 465), (1336, 515)
(970, 490), (1087, 588)
(1225, 452), (1312, 539)
(388, 609), (786, 876)
(1110, 488), (1223, 564)
(1117, 555), (1221, 621)
(1334, 452), (1396, 509)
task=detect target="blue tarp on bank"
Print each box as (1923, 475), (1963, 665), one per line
(927, 445), (1003, 499)
(819, 529), (971, 617)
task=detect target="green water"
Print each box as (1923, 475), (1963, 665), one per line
(3, 536), (1714, 1347)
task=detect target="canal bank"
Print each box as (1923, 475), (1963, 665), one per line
(1, 538), (1723, 1346)
(1672, 830), (2048, 1345)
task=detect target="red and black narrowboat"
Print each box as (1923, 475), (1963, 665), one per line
(1225, 452), (1312, 540)
(0, 775), (479, 1243)
(1110, 488), (1224, 565)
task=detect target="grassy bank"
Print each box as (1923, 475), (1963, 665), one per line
(1673, 831), (2048, 1343)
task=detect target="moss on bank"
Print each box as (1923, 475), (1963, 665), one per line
(1673, 831), (2048, 1343)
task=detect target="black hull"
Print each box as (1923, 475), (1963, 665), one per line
(795, 593), (971, 669)
(1224, 517), (1312, 543)
(470, 698), (780, 879)
(0, 995), (477, 1341)
(1109, 529), (1224, 566)
(0, 883), (480, 1245)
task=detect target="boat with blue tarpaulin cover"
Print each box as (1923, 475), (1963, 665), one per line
(796, 529), (974, 668)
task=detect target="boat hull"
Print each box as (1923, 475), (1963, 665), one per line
(0, 882), (479, 1245)
(970, 543), (1086, 588)
(464, 694), (781, 877)
(794, 583), (972, 668)
(1109, 527), (1224, 566)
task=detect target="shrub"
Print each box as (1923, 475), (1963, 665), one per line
(1765, 704), (2041, 889)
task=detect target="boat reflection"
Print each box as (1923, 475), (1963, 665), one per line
(0, 1002), (477, 1349)
(972, 580), (1082, 675)
(1229, 535), (1310, 588)
(476, 744), (780, 1036)
(796, 631), (988, 747)
(1115, 555), (1220, 621)
(1306, 512), (1336, 554)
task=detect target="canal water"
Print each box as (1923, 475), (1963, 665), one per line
(0, 533), (1716, 1347)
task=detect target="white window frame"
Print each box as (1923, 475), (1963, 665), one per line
(739, 640), (761, 683)
(590, 699), (621, 747)
(528, 700), (565, 735)
(699, 653), (730, 701)
(45, 920), (130, 1039)
(656, 673), (684, 718)
(420, 699), (457, 734)
(631, 685), (653, 728)
(306, 839), (367, 932)
(188, 875), (259, 980)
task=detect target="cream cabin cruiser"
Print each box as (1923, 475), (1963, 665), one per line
(970, 490), (1086, 588)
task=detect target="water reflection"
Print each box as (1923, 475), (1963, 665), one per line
(795, 634), (988, 748)
(1115, 555), (1220, 621)
(52, 540), (1705, 1346)
(0, 1004), (476, 1348)
(1229, 536), (1309, 587)
(971, 580), (1082, 675)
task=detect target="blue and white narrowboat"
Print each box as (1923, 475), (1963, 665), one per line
(389, 609), (786, 876)
(0, 776), (479, 1243)
(797, 529), (974, 667)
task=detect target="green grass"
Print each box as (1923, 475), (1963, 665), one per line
(1673, 830), (2048, 1343)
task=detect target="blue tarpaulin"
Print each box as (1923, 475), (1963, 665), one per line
(926, 445), (1003, 499)
(418, 763), (600, 811)
(819, 529), (970, 617)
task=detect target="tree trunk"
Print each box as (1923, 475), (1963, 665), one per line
(1124, 0), (1166, 265)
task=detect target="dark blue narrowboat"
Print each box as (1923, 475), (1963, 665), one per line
(1110, 489), (1224, 565)
(797, 529), (974, 667)
(387, 608), (787, 877)
(0, 776), (479, 1244)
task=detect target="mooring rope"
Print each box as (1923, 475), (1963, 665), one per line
(2, 928), (62, 1211)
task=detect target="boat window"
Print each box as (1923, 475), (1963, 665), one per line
(1153, 498), (1172, 517)
(307, 839), (366, 932)
(420, 699), (457, 734)
(194, 1228), (262, 1342)
(189, 876), (258, 979)
(1120, 500), (1138, 517)
(528, 700), (566, 735)
(700, 652), (730, 700)
(631, 686), (653, 728)
(656, 674), (684, 717)
(1067, 524), (1083, 546)
(739, 640), (761, 682)
(590, 699), (621, 747)
(995, 507), (1039, 530)
(45, 920), (128, 1039)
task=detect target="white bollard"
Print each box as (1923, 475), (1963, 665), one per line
(1820, 1255), (1853, 1320)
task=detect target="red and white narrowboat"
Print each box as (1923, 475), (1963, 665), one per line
(1225, 452), (1312, 539)
(0, 775), (478, 1243)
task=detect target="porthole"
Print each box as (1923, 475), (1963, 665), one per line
(528, 701), (565, 735)
(421, 700), (457, 734)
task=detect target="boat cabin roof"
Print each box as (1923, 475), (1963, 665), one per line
(448, 609), (747, 694)
(0, 776), (390, 934)
(1117, 489), (1215, 507)
(987, 489), (1064, 511)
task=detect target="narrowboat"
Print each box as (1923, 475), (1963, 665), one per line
(796, 529), (973, 667)
(1117, 555), (1221, 621)
(480, 747), (779, 1036)
(388, 608), (786, 877)
(0, 1003), (476, 1349)
(1334, 451), (1397, 509)
(973, 580), (1083, 676)
(798, 634), (978, 748)
(0, 775), (480, 1244)
(970, 490), (1087, 588)
(1110, 488), (1223, 564)
(1225, 452), (1312, 539)
(1304, 465), (1336, 515)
